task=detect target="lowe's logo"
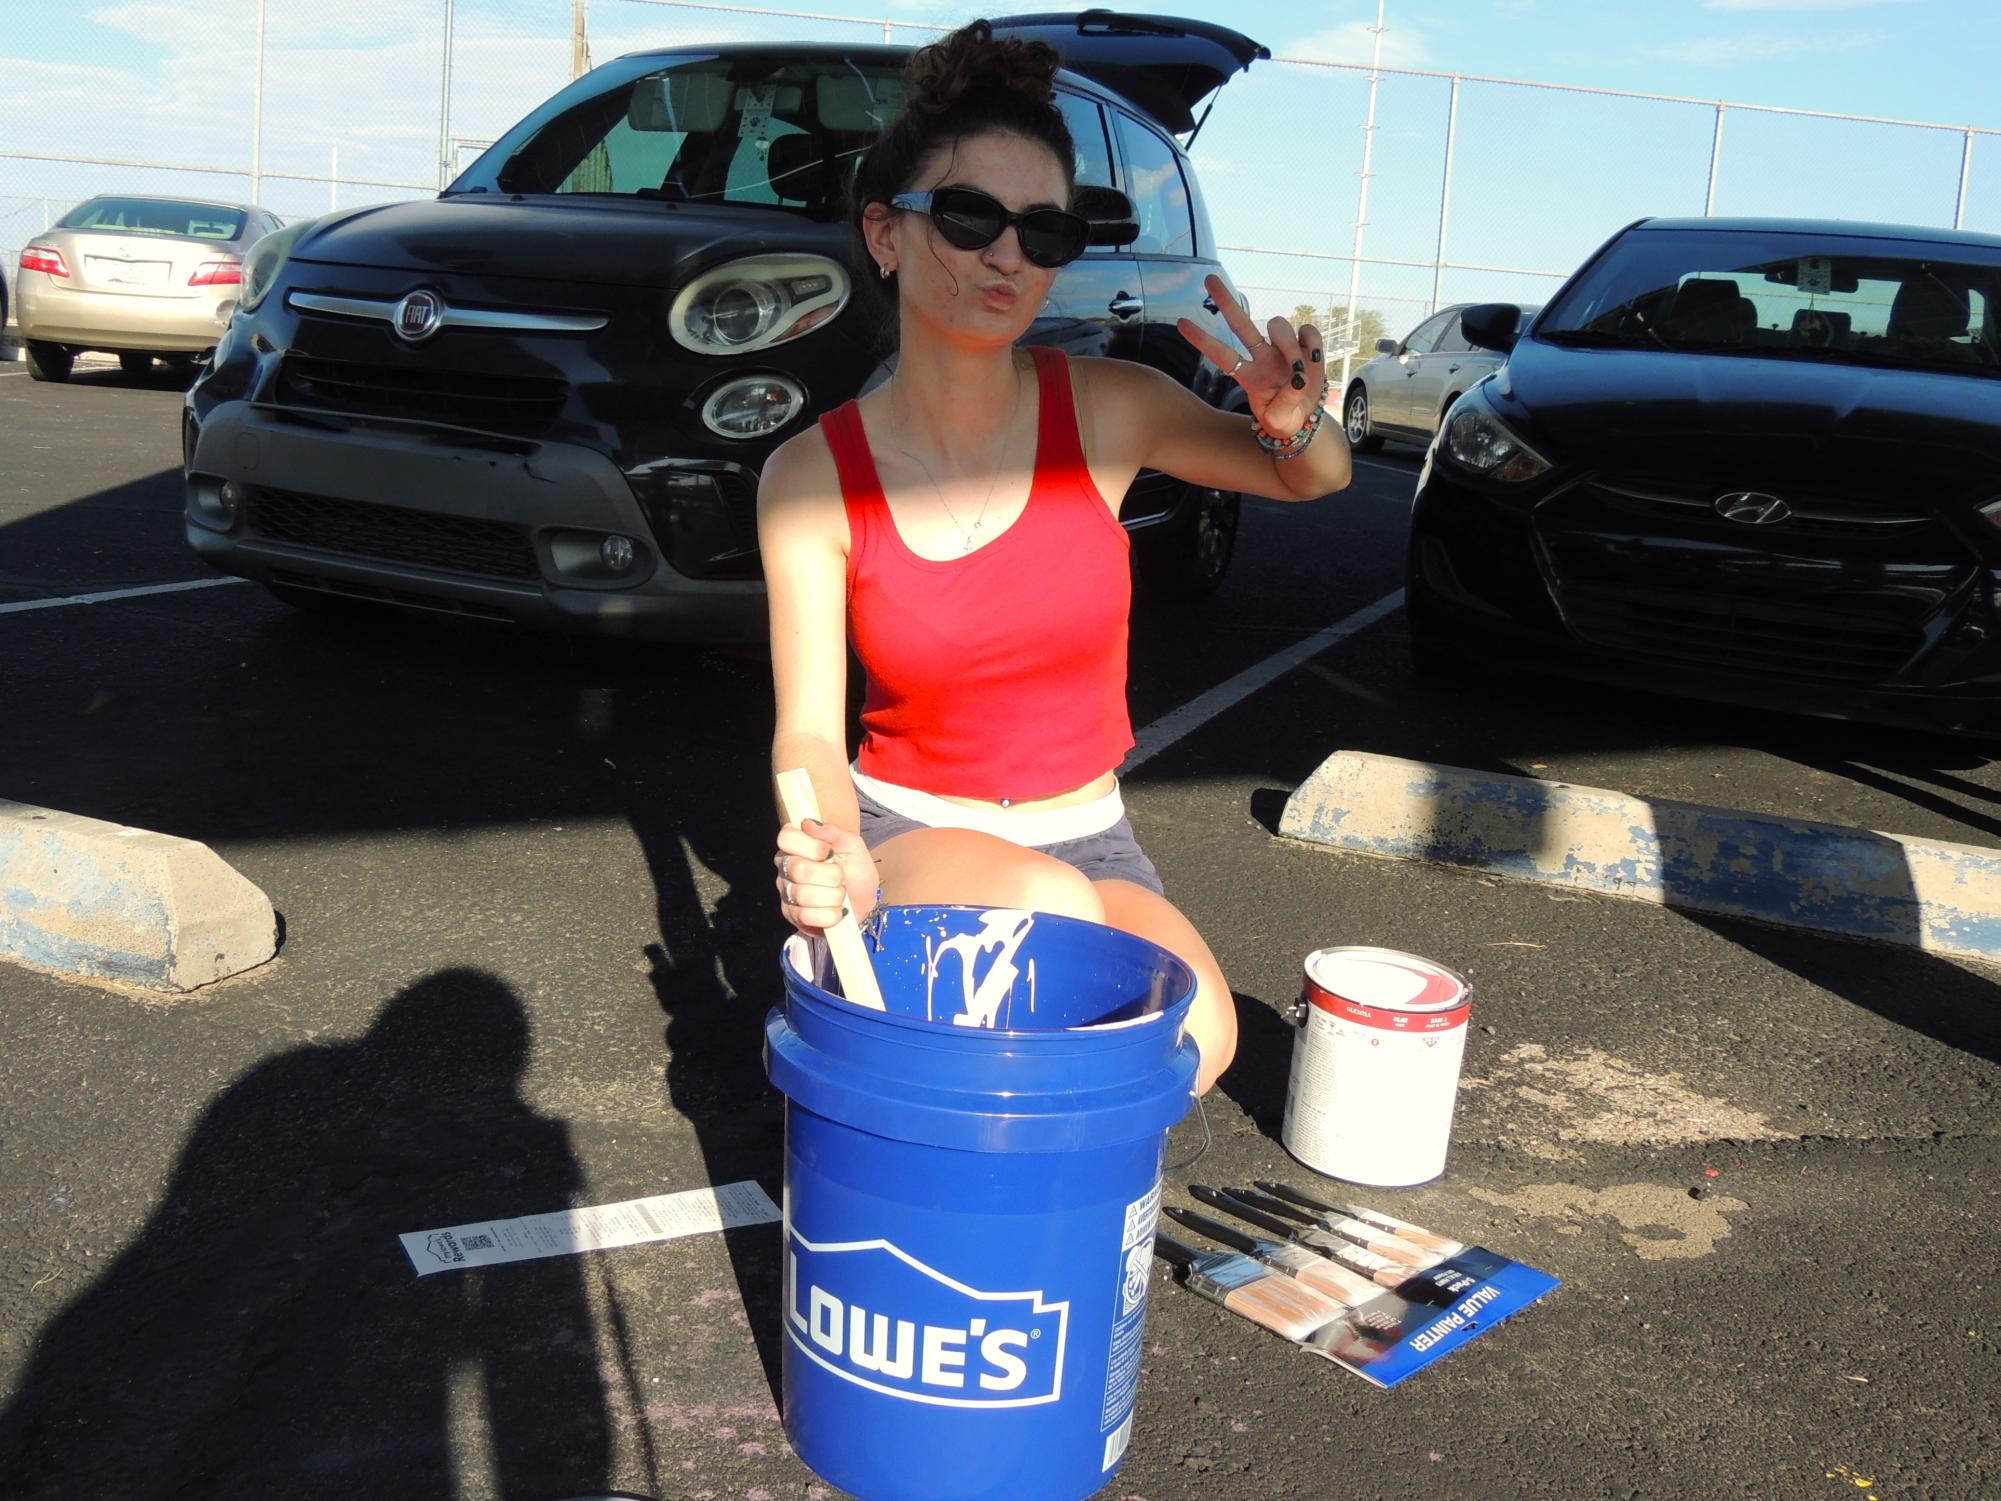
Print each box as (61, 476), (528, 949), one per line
(785, 1226), (1069, 1407)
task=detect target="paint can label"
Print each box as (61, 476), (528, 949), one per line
(1283, 947), (1472, 1187)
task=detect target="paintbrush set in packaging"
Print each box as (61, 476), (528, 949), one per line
(1153, 1180), (1559, 1388)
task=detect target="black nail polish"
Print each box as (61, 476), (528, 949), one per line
(1292, 359), (1304, 372)
(1311, 348), (1322, 362)
(1291, 373), (1306, 390)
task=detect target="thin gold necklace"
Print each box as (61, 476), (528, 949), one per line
(887, 353), (1024, 552)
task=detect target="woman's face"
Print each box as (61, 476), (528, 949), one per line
(868, 130), (1072, 347)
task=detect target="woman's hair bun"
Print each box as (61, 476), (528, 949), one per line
(906, 19), (1061, 113)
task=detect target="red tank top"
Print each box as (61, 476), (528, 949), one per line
(820, 344), (1134, 802)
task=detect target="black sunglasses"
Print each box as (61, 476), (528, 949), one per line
(889, 187), (1090, 269)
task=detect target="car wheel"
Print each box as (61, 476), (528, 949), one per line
(1344, 383), (1383, 454)
(119, 352), (153, 378)
(26, 341), (73, 383)
(1135, 482), (1240, 601)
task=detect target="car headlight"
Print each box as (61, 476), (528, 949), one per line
(701, 375), (805, 439)
(1439, 383), (1551, 483)
(239, 218), (316, 313)
(669, 254), (849, 355)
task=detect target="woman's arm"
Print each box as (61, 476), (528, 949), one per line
(756, 432), (877, 930)
(1095, 358), (1353, 505)
(1089, 269), (1352, 505)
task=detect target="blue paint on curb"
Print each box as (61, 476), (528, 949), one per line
(1279, 753), (2001, 965)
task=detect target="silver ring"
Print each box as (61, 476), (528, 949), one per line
(1227, 354), (1246, 375)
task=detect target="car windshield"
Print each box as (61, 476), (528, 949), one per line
(1538, 228), (2001, 378)
(486, 52), (910, 218)
(58, 197), (247, 239)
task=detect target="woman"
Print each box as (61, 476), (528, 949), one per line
(758, 20), (1351, 1095)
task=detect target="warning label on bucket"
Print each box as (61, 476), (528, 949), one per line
(1100, 1178), (1161, 1444)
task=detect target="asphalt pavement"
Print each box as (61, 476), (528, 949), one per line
(0, 363), (1996, 1500)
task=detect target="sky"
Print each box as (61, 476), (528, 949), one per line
(3, 0), (1997, 336)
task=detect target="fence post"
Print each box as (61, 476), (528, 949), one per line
(1430, 74), (1461, 317)
(1704, 101), (1726, 216)
(1955, 126), (1974, 230)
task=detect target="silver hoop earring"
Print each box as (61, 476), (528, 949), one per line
(880, 265), (892, 280)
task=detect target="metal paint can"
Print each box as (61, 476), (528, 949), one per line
(1281, 947), (1473, 1187)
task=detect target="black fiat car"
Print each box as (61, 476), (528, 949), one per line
(181, 11), (1267, 641)
(1407, 216), (2001, 738)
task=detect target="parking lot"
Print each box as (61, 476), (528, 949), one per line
(2, 361), (1997, 1499)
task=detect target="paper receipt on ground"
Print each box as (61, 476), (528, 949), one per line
(400, 1179), (780, 1275)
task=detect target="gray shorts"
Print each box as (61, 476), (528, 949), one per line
(854, 783), (1166, 897)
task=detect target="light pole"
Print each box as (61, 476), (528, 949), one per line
(437, 0), (457, 189)
(1339, 0), (1386, 395)
(251, 0), (266, 202)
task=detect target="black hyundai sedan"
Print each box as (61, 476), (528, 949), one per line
(1406, 216), (2001, 738)
(181, 12), (1267, 641)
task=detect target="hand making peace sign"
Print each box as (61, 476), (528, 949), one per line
(1175, 272), (1329, 441)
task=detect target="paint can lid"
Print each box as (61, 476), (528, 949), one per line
(1305, 947), (1467, 1012)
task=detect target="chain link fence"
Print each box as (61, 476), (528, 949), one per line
(4, 0), (1995, 355)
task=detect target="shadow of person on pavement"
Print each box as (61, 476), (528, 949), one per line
(0, 968), (610, 1500)
(625, 719), (795, 1408)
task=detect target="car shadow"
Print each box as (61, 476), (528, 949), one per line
(0, 968), (613, 1500)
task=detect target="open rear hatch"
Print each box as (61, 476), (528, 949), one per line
(989, 9), (1267, 139)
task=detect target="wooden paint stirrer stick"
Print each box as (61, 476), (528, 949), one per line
(776, 769), (887, 1012)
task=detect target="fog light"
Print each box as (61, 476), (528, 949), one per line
(600, 534), (637, 573)
(216, 481), (242, 521)
(701, 375), (805, 439)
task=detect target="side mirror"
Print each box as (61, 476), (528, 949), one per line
(1374, 336), (1399, 355)
(1074, 185), (1138, 249)
(1460, 302), (1522, 354)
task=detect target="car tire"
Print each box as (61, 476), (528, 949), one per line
(119, 352), (153, 378)
(1344, 383), (1383, 454)
(1135, 481), (1240, 600)
(26, 341), (72, 383)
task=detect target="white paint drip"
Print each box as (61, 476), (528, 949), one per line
(924, 910), (1038, 1028)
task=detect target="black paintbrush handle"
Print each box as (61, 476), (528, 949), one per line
(1189, 1185), (1306, 1242)
(1163, 1205), (1263, 1256)
(1255, 1179), (1345, 1217)
(1152, 1232), (1201, 1270)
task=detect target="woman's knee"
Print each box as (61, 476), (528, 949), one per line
(1005, 859), (1105, 924)
(879, 830), (1105, 923)
(1187, 975), (1238, 1093)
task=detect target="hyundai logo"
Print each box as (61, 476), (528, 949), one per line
(392, 290), (445, 343)
(1714, 491), (1792, 525)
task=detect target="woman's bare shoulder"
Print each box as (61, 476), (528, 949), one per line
(757, 419), (849, 541)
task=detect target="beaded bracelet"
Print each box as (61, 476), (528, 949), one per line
(1254, 397), (1330, 461)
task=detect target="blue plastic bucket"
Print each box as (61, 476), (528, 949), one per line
(765, 905), (1199, 1501)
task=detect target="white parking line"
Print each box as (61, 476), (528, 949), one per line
(1126, 588), (1404, 771)
(0, 576), (250, 615)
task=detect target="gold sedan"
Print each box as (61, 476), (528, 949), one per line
(16, 194), (284, 382)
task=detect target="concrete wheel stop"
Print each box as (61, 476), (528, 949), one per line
(1, 800), (277, 992)
(1278, 751), (2001, 964)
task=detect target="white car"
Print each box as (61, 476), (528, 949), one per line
(17, 194), (284, 382)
